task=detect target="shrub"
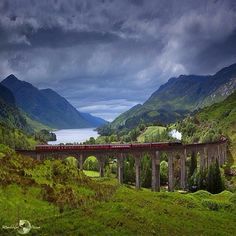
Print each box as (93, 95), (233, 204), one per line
(83, 156), (99, 171)
(141, 155), (151, 188)
(196, 169), (207, 190)
(64, 156), (78, 168)
(189, 151), (197, 178)
(216, 190), (233, 199)
(124, 157), (135, 184)
(192, 190), (211, 198)
(201, 199), (233, 211)
(207, 160), (224, 194)
(202, 199), (219, 211)
(0, 144), (15, 156)
(229, 193), (236, 205)
(174, 196), (198, 209)
(105, 165), (112, 177)
(110, 162), (117, 174)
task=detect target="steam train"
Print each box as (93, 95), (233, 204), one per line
(35, 141), (182, 151)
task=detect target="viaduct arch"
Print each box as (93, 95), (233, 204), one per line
(16, 140), (227, 192)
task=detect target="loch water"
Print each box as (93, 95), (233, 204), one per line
(48, 128), (99, 144)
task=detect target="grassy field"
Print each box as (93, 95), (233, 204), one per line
(83, 170), (100, 177)
(137, 126), (166, 142)
(0, 181), (235, 236)
(48, 188), (235, 236)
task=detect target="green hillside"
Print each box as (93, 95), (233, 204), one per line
(196, 91), (236, 141)
(1, 75), (107, 129)
(137, 126), (166, 142)
(0, 145), (235, 235)
(0, 83), (53, 148)
(196, 90), (236, 159)
(175, 91), (236, 160)
(23, 112), (52, 132)
(101, 63), (236, 133)
(0, 84), (31, 133)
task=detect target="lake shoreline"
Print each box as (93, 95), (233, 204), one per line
(48, 128), (99, 145)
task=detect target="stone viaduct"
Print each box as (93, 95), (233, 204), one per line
(16, 139), (227, 192)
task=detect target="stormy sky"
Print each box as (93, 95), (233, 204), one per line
(0, 0), (236, 121)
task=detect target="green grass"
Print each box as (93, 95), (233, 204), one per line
(1, 182), (235, 236)
(83, 170), (100, 177)
(137, 126), (166, 142)
(0, 185), (58, 227)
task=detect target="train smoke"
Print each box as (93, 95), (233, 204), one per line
(169, 129), (182, 140)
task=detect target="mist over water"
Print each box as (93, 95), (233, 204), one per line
(48, 128), (99, 144)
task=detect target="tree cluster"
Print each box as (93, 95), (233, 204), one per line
(188, 153), (224, 194)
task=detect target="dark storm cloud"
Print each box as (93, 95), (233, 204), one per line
(0, 26), (119, 51)
(0, 0), (236, 121)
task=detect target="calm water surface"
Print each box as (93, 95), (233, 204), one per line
(48, 128), (99, 144)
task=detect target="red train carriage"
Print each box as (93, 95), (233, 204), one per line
(35, 141), (182, 152)
(110, 144), (131, 149)
(84, 144), (111, 150)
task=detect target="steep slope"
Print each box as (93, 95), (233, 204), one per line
(196, 91), (236, 137)
(195, 90), (236, 159)
(0, 83), (38, 148)
(1, 75), (107, 128)
(174, 90), (236, 162)
(80, 112), (108, 127)
(146, 63), (236, 110)
(0, 84), (15, 105)
(107, 63), (236, 131)
(107, 104), (142, 130)
(0, 83), (30, 132)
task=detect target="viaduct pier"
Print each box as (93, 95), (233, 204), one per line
(16, 139), (227, 192)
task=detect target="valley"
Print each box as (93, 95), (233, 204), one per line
(0, 2), (236, 234)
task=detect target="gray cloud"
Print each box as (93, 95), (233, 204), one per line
(0, 0), (236, 121)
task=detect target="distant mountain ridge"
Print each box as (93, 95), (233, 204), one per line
(1, 75), (107, 129)
(105, 63), (236, 131)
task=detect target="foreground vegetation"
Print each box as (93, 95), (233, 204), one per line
(0, 145), (235, 235)
(1, 183), (236, 235)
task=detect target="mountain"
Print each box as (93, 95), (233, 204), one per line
(1, 75), (107, 129)
(0, 83), (15, 105)
(80, 112), (108, 127)
(0, 83), (31, 132)
(105, 63), (236, 131)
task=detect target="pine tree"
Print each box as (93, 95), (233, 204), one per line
(207, 163), (215, 193)
(188, 152), (198, 191)
(214, 159), (224, 193)
(197, 169), (207, 190)
(189, 151), (197, 177)
(141, 155), (151, 188)
(206, 159), (224, 194)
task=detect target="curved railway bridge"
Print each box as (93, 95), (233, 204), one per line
(16, 139), (227, 192)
